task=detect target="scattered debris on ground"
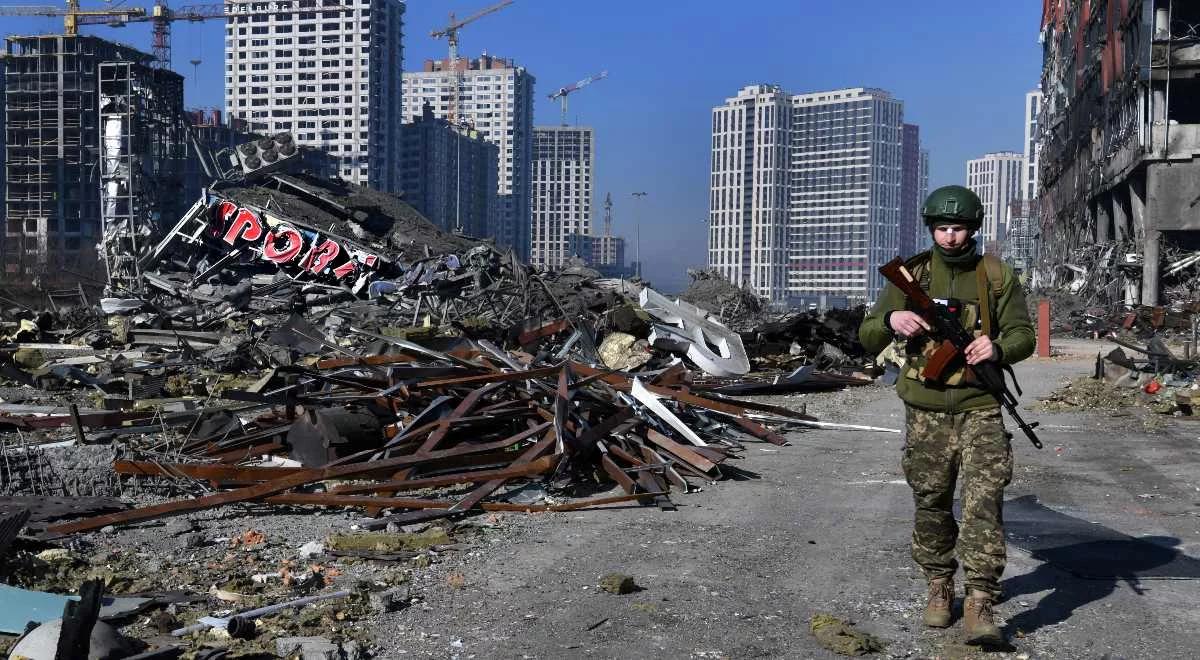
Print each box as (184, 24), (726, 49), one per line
(0, 135), (893, 658)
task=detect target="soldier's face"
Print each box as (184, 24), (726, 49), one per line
(932, 223), (972, 251)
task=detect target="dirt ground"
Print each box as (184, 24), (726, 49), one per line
(9, 337), (1199, 659)
(360, 338), (1200, 659)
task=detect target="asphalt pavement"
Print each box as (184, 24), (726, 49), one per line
(374, 339), (1200, 659)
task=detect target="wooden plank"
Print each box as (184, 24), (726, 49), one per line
(330, 454), (560, 495)
(639, 444), (689, 492)
(600, 454), (638, 494)
(730, 416), (788, 446)
(113, 460), (307, 481)
(45, 422), (551, 536)
(409, 366), (560, 390)
(604, 441), (646, 467)
(643, 429), (717, 473)
(271, 491), (666, 513)
(315, 353), (417, 369)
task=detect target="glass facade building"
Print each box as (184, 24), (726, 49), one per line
(710, 85), (910, 307)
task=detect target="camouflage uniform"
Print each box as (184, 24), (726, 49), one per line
(902, 405), (1012, 599)
(859, 241), (1034, 602)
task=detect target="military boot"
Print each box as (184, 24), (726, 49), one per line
(923, 577), (953, 628)
(963, 590), (1002, 645)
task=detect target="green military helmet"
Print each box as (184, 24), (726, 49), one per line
(922, 185), (984, 230)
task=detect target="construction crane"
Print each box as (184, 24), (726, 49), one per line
(430, 0), (513, 124)
(0, 1), (146, 37)
(0, 2), (345, 69)
(548, 70), (607, 125)
(602, 192), (614, 239)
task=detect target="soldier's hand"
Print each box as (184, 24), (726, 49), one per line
(964, 336), (997, 365)
(889, 311), (931, 338)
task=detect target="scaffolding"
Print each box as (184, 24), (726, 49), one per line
(2, 34), (184, 288)
(1003, 200), (1038, 274)
(97, 61), (187, 294)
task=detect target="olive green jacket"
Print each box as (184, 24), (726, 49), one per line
(858, 247), (1036, 412)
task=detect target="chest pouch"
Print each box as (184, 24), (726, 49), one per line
(902, 299), (985, 386)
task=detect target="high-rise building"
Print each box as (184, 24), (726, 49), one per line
(1022, 90), (1042, 201)
(915, 149), (932, 253)
(4, 35), (187, 282)
(403, 55), (535, 260)
(709, 85), (790, 302)
(1, 60), (6, 244)
(398, 103), (498, 237)
(965, 152), (1023, 253)
(900, 124), (925, 259)
(530, 126), (593, 268)
(224, 0), (405, 193)
(709, 85), (906, 307)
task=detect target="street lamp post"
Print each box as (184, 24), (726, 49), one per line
(631, 191), (647, 279)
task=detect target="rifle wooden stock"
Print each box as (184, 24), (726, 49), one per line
(880, 258), (935, 311)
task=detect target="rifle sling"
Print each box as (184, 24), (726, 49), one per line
(976, 260), (993, 339)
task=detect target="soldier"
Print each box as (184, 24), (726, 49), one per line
(858, 185), (1035, 645)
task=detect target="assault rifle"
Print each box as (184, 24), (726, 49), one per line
(879, 257), (1043, 449)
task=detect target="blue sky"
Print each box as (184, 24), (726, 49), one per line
(3, 1), (1043, 293)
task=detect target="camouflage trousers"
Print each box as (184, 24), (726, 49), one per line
(902, 405), (1012, 599)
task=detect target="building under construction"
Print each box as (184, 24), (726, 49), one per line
(2, 34), (187, 285)
(1038, 0), (1200, 304)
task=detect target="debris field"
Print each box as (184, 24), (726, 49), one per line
(0, 153), (879, 658)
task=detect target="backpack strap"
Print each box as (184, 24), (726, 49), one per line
(976, 254), (1005, 339)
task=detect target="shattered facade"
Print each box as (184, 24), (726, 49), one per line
(398, 102), (499, 238)
(223, 0), (406, 193)
(3, 35), (185, 285)
(1037, 0), (1200, 305)
(403, 56), (535, 260)
(709, 86), (908, 308)
(98, 61), (190, 293)
(1004, 199), (1039, 273)
(531, 126), (594, 268)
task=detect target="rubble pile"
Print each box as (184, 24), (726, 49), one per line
(0, 162), (883, 655)
(677, 268), (869, 372)
(1034, 240), (1200, 340)
(678, 268), (767, 331)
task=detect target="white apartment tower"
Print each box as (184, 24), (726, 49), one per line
(403, 56), (534, 260)
(710, 85), (790, 302)
(1022, 89), (1042, 201)
(530, 126), (594, 268)
(966, 152), (1023, 252)
(224, 0), (405, 193)
(709, 85), (905, 306)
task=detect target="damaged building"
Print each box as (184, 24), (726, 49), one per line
(1037, 0), (1200, 304)
(2, 35), (188, 284)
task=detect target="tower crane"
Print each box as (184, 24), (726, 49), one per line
(430, 0), (513, 124)
(0, 1), (146, 37)
(548, 70), (607, 125)
(0, 2), (348, 69)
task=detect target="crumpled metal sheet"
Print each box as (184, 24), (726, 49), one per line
(638, 287), (749, 377)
